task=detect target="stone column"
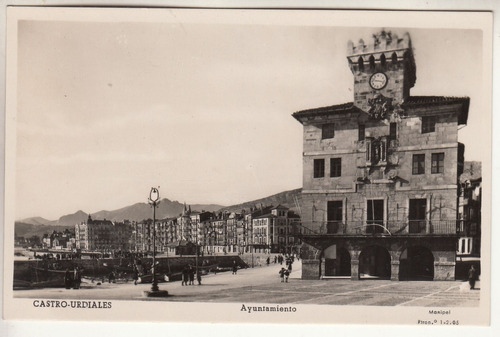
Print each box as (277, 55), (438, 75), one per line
(320, 258), (325, 279)
(433, 249), (456, 281)
(391, 260), (400, 281)
(302, 259), (321, 280)
(351, 259), (360, 280)
(434, 261), (455, 281)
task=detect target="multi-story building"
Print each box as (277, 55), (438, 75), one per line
(236, 213), (247, 254)
(250, 205), (300, 254)
(75, 215), (133, 252)
(458, 162), (482, 258)
(293, 30), (470, 281)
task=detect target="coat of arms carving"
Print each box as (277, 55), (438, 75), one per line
(367, 94), (393, 120)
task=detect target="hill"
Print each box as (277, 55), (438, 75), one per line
(15, 222), (74, 239)
(50, 199), (225, 226)
(19, 188), (305, 227)
(219, 188), (302, 214)
(18, 216), (51, 226)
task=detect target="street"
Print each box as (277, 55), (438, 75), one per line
(14, 260), (480, 307)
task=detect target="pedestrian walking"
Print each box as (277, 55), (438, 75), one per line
(188, 265), (195, 285)
(279, 267), (286, 283)
(73, 267), (81, 289)
(232, 260), (238, 275)
(181, 266), (189, 286)
(284, 269), (290, 283)
(266, 257), (270, 266)
(468, 265), (477, 290)
(64, 268), (72, 289)
(133, 266), (139, 286)
(287, 260), (293, 273)
(197, 271), (202, 285)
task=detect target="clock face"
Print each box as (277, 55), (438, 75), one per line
(369, 72), (388, 90)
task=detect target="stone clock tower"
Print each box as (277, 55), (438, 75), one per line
(347, 30), (416, 116)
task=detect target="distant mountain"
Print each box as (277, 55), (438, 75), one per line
(18, 216), (51, 226)
(57, 210), (89, 226)
(190, 204), (223, 212)
(21, 188), (305, 228)
(46, 199), (225, 226)
(91, 199), (182, 222)
(219, 188), (302, 214)
(15, 222), (74, 239)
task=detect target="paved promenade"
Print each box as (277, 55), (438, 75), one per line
(14, 260), (480, 307)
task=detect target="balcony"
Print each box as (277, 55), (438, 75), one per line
(291, 220), (467, 237)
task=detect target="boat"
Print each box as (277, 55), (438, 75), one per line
(13, 267), (68, 289)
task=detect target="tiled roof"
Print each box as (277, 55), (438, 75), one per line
(271, 204), (289, 210)
(292, 102), (361, 123)
(254, 213), (277, 219)
(292, 96), (469, 125)
(402, 96), (469, 125)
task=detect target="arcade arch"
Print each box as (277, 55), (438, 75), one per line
(358, 245), (391, 279)
(399, 246), (434, 280)
(323, 245), (351, 277)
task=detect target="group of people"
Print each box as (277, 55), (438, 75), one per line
(64, 266), (82, 289)
(182, 265), (202, 285)
(278, 256), (294, 283)
(274, 254), (296, 266)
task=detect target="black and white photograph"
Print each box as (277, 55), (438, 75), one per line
(2, 6), (493, 328)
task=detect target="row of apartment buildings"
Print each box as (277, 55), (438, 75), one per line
(74, 204), (301, 255)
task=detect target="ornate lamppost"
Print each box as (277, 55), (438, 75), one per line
(144, 187), (168, 297)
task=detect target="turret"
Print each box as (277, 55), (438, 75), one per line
(346, 30), (416, 113)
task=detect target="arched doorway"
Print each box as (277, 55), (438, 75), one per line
(324, 245), (351, 277)
(399, 246), (434, 280)
(359, 245), (391, 279)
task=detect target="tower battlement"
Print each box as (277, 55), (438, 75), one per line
(347, 31), (411, 61)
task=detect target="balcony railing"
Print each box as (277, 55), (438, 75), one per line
(291, 220), (471, 237)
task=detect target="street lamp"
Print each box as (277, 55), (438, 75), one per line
(144, 187), (168, 297)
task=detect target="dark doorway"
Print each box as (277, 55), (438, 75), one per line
(399, 246), (434, 280)
(327, 201), (343, 234)
(324, 246), (351, 277)
(359, 245), (391, 279)
(366, 199), (384, 234)
(409, 199), (427, 234)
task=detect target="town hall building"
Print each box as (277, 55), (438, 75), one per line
(293, 30), (470, 281)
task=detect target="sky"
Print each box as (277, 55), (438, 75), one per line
(14, 12), (487, 220)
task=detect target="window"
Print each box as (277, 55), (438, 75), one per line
(422, 116), (436, 133)
(390, 122), (397, 139)
(313, 159), (325, 178)
(327, 201), (343, 234)
(322, 123), (335, 139)
(409, 199), (427, 234)
(358, 124), (365, 141)
(330, 158), (342, 177)
(431, 153), (445, 174)
(412, 154), (425, 175)
(366, 199), (384, 234)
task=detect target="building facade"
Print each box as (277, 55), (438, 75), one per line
(75, 215), (133, 252)
(293, 31), (470, 281)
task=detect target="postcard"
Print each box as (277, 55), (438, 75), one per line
(2, 6), (493, 327)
